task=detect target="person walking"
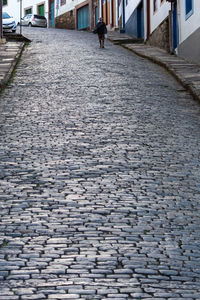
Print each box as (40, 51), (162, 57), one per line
(94, 18), (107, 48)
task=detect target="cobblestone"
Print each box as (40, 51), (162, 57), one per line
(0, 27), (200, 298)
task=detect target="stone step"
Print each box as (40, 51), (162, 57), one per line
(3, 33), (31, 43)
(107, 35), (144, 45)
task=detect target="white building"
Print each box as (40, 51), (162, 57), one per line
(118, 0), (170, 41)
(143, 0), (171, 51)
(148, 0), (170, 37)
(177, 0), (200, 65)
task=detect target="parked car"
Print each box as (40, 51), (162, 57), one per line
(21, 14), (47, 28)
(2, 12), (17, 33)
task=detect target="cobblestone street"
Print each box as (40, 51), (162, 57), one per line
(0, 27), (200, 299)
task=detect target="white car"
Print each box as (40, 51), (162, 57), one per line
(2, 12), (17, 33)
(21, 14), (47, 28)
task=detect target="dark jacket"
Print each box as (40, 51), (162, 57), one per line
(95, 21), (107, 35)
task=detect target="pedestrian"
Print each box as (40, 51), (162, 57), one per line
(93, 17), (107, 48)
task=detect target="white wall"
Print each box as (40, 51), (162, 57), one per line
(178, 0), (200, 44)
(2, 0), (20, 24)
(56, 0), (86, 17)
(150, 0), (170, 33)
(23, 0), (49, 15)
(125, 0), (141, 23)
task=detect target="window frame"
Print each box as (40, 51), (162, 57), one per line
(60, 0), (66, 6)
(153, 0), (157, 13)
(25, 8), (32, 15)
(185, 0), (194, 20)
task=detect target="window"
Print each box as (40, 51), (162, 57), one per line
(25, 8), (32, 15)
(185, 0), (193, 20)
(153, 0), (157, 12)
(61, 0), (66, 5)
(3, 0), (7, 6)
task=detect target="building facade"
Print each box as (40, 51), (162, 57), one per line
(98, 0), (118, 30)
(145, 0), (171, 51)
(124, 0), (144, 38)
(55, 0), (99, 30)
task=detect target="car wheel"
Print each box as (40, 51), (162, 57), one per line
(28, 23), (32, 27)
(12, 30), (16, 33)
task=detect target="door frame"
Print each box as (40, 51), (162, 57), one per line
(146, 0), (150, 39)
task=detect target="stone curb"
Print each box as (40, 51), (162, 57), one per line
(0, 42), (26, 93)
(121, 44), (200, 103)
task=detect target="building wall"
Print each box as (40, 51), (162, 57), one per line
(178, 0), (200, 44)
(178, 26), (200, 65)
(55, 9), (75, 29)
(150, 0), (170, 33)
(125, 0), (141, 23)
(125, 9), (137, 37)
(55, 0), (93, 30)
(147, 16), (169, 51)
(124, 0), (143, 37)
(56, 0), (87, 18)
(3, 1), (20, 24)
(177, 0), (200, 65)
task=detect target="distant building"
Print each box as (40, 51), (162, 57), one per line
(98, 0), (118, 30)
(55, 0), (99, 31)
(2, 0), (49, 26)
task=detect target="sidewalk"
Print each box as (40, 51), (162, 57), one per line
(0, 40), (25, 92)
(107, 31), (200, 102)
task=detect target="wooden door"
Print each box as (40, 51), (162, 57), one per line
(111, 0), (115, 27)
(51, 1), (54, 27)
(38, 4), (44, 16)
(77, 5), (89, 30)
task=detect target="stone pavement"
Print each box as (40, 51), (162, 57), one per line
(0, 34), (200, 104)
(0, 40), (25, 92)
(107, 31), (200, 102)
(0, 28), (200, 299)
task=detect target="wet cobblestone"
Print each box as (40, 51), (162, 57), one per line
(0, 27), (200, 298)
